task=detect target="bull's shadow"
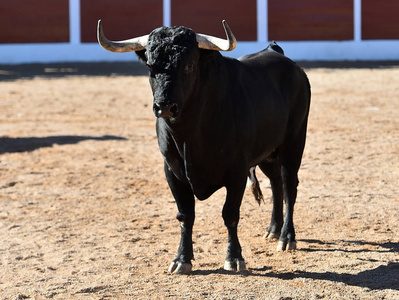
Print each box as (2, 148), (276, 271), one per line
(285, 239), (399, 290)
(194, 240), (399, 291)
(267, 262), (399, 291)
(0, 135), (127, 154)
(0, 62), (148, 81)
(300, 239), (399, 254)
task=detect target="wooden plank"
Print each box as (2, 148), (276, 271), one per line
(0, 0), (69, 44)
(81, 0), (163, 43)
(268, 0), (353, 41)
(362, 0), (399, 40)
(172, 0), (257, 41)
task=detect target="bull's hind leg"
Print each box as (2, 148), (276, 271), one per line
(223, 173), (248, 272)
(164, 163), (195, 274)
(258, 160), (284, 241)
(277, 164), (299, 251)
(277, 125), (307, 251)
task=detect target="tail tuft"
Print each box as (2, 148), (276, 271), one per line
(249, 167), (264, 205)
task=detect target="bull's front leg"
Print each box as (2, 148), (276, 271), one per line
(223, 174), (247, 272)
(164, 163), (195, 274)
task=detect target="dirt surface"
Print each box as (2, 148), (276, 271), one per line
(0, 62), (398, 299)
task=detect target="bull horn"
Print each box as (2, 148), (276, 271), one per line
(97, 19), (149, 53)
(196, 20), (237, 51)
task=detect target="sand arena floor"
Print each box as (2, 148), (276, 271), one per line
(0, 61), (398, 299)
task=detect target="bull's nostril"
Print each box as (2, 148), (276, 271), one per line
(153, 102), (179, 118)
(153, 103), (162, 117)
(169, 103), (178, 116)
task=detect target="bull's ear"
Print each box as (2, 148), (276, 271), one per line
(136, 50), (147, 63)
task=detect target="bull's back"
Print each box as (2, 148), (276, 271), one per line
(239, 49), (310, 122)
(234, 50), (310, 163)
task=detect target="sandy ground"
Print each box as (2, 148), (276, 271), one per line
(0, 61), (398, 299)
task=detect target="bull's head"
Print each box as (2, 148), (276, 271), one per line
(97, 20), (236, 119)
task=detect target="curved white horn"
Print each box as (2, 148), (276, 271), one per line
(196, 20), (237, 51)
(97, 20), (149, 53)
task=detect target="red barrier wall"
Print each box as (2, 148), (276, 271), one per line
(81, 0), (163, 43)
(362, 0), (399, 40)
(268, 0), (353, 41)
(1, 1), (399, 44)
(0, 0), (69, 43)
(171, 0), (257, 41)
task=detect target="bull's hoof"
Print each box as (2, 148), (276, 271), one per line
(224, 259), (247, 272)
(263, 231), (280, 240)
(276, 240), (297, 252)
(168, 261), (192, 274)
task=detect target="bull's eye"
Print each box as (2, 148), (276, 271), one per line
(184, 63), (194, 74)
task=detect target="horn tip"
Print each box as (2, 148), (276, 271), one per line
(97, 20), (102, 32)
(222, 20), (231, 31)
(97, 20), (101, 34)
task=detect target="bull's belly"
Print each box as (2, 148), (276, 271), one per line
(165, 155), (224, 200)
(167, 136), (282, 200)
(185, 167), (224, 201)
(247, 132), (285, 166)
(182, 147), (279, 199)
(190, 181), (222, 201)
(249, 147), (278, 167)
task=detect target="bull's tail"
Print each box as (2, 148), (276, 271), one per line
(248, 167), (264, 205)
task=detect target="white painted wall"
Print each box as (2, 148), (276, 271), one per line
(1, 0), (399, 64)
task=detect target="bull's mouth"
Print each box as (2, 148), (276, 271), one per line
(153, 103), (181, 119)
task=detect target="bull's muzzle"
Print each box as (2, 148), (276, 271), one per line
(153, 102), (180, 119)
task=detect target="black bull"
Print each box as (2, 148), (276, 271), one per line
(98, 22), (311, 274)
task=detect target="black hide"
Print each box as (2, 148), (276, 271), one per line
(136, 26), (311, 273)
